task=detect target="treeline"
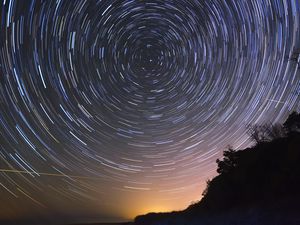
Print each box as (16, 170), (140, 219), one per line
(135, 112), (300, 225)
(189, 112), (300, 212)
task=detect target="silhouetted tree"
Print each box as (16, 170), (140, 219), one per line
(263, 123), (286, 139)
(202, 179), (211, 197)
(246, 124), (262, 143)
(247, 123), (285, 143)
(283, 111), (300, 133)
(216, 147), (238, 174)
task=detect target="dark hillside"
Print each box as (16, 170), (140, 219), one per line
(134, 112), (300, 225)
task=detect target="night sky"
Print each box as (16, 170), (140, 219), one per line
(0, 0), (300, 224)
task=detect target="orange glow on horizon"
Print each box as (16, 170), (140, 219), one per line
(119, 184), (207, 220)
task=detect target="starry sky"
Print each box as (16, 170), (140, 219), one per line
(0, 0), (300, 224)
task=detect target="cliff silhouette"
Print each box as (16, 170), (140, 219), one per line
(134, 112), (300, 225)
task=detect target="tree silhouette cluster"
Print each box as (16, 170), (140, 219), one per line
(198, 111), (300, 211)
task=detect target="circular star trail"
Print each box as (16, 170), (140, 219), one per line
(0, 0), (299, 223)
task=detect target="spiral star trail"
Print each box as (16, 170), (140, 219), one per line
(0, 0), (299, 224)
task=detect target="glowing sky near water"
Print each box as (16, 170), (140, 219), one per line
(0, 0), (300, 224)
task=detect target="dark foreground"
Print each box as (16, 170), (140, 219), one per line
(67, 223), (134, 225)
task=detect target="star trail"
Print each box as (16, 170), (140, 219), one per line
(0, 0), (300, 224)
